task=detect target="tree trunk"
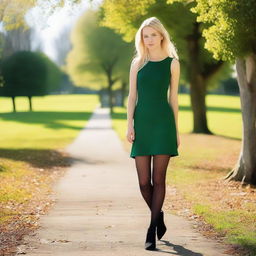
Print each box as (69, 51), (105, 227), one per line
(107, 82), (113, 114)
(11, 96), (16, 112)
(28, 96), (32, 111)
(224, 54), (256, 185)
(102, 61), (118, 115)
(187, 26), (212, 134)
(106, 71), (118, 115)
(106, 71), (114, 114)
(190, 76), (212, 133)
(120, 81), (126, 107)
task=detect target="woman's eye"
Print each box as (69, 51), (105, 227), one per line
(143, 34), (157, 38)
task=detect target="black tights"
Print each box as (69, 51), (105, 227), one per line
(135, 154), (170, 228)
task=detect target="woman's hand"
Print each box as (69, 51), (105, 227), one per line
(126, 126), (135, 143)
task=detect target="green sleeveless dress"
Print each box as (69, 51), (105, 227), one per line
(130, 56), (179, 159)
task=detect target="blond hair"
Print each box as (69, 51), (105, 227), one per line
(132, 17), (179, 70)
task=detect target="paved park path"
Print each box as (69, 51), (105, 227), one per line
(23, 106), (231, 256)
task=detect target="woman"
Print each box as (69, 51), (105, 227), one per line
(126, 16), (180, 250)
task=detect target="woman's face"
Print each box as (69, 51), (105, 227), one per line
(142, 26), (163, 50)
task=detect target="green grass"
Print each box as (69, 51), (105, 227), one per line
(206, 94), (242, 139)
(0, 94), (99, 149)
(193, 204), (256, 250)
(0, 94), (99, 223)
(0, 163), (32, 202)
(161, 94), (242, 139)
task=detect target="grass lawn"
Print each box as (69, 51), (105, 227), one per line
(111, 94), (256, 256)
(0, 94), (99, 254)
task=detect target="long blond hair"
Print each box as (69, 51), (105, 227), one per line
(132, 17), (179, 70)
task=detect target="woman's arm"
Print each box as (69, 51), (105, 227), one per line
(169, 58), (180, 134)
(126, 59), (139, 143)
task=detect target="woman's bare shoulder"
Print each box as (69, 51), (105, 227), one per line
(171, 58), (180, 72)
(130, 58), (140, 71)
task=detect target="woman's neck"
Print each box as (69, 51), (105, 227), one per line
(148, 49), (167, 60)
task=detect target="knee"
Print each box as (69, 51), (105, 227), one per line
(139, 182), (152, 192)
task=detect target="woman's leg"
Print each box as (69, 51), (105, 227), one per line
(134, 155), (153, 210)
(150, 154), (170, 227)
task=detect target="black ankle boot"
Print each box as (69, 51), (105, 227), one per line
(145, 225), (156, 250)
(157, 211), (167, 240)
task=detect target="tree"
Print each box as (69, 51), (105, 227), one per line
(0, 0), (82, 70)
(0, 0), (82, 30)
(101, 0), (232, 133)
(0, 0), (81, 66)
(0, 0), (81, 110)
(193, 0), (256, 184)
(1, 51), (61, 112)
(66, 9), (133, 113)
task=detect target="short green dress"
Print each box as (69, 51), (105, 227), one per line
(130, 56), (179, 159)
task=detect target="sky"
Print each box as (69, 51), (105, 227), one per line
(25, 0), (102, 62)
